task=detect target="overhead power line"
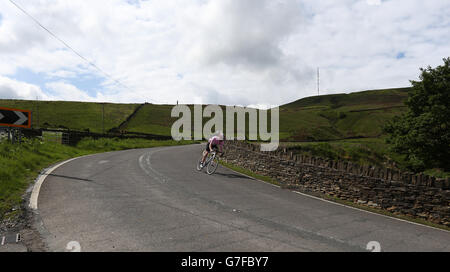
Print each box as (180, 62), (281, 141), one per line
(8, 0), (127, 89)
(8, 0), (166, 104)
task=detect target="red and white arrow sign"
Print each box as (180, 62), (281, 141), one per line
(0, 107), (31, 128)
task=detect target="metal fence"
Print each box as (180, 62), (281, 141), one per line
(42, 131), (63, 144)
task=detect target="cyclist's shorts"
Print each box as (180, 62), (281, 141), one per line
(206, 142), (217, 152)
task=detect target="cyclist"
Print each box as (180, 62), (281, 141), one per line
(200, 132), (224, 168)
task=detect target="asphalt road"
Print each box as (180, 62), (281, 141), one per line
(36, 144), (450, 252)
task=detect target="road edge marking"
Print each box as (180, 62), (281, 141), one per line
(29, 156), (84, 210)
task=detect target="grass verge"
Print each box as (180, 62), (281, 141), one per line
(220, 161), (280, 187)
(0, 137), (197, 221)
(220, 160), (450, 232)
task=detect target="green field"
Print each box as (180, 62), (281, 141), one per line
(279, 88), (409, 141)
(122, 88), (409, 141)
(122, 103), (175, 135)
(0, 100), (139, 133)
(0, 87), (414, 175)
(0, 87), (410, 141)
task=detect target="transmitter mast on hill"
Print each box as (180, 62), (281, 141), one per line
(317, 67), (320, 96)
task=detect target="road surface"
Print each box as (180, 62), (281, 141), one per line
(35, 144), (450, 251)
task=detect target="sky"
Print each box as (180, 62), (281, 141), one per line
(0, 0), (449, 108)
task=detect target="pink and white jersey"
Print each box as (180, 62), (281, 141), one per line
(208, 136), (224, 148)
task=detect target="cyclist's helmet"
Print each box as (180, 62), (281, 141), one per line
(216, 131), (224, 141)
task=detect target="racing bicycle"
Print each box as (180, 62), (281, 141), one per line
(196, 149), (221, 175)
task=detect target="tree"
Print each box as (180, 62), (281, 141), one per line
(385, 57), (450, 172)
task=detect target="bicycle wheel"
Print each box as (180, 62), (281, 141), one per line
(206, 155), (219, 175)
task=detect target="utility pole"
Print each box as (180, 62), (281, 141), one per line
(36, 96), (39, 128)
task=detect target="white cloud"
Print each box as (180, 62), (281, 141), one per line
(0, 0), (449, 107)
(366, 0), (381, 6)
(182, 0), (303, 69)
(0, 75), (50, 100)
(45, 81), (97, 102)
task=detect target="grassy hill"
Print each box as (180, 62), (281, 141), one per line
(120, 87), (409, 141)
(0, 87), (410, 141)
(121, 103), (175, 135)
(0, 100), (139, 133)
(283, 88), (408, 109)
(279, 87), (409, 141)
